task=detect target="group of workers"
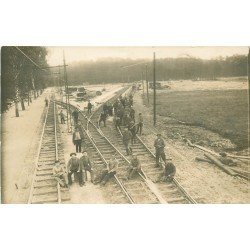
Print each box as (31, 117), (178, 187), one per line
(53, 90), (176, 189)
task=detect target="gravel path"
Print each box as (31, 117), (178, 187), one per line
(1, 89), (51, 203)
(133, 90), (249, 203)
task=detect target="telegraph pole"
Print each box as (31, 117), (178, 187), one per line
(142, 70), (144, 97)
(153, 52), (156, 126)
(63, 51), (71, 132)
(146, 64), (149, 104)
(248, 48), (250, 148)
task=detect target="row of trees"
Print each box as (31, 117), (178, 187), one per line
(66, 54), (248, 84)
(1, 46), (50, 114)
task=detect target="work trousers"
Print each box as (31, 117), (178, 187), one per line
(128, 168), (142, 179)
(61, 117), (65, 124)
(137, 123), (143, 135)
(75, 140), (82, 153)
(100, 170), (116, 185)
(155, 149), (166, 166)
(73, 116), (79, 127)
(68, 170), (80, 185)
(84, 167), (94, 182)
(78, 170), (86, 185)
(99, 118), (106, 127)
(54, 173), (68, 187)
(123, 141), (132, 155)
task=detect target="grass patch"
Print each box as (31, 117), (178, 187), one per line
(147, 89), (249, 149)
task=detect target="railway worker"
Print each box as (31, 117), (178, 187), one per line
(137, 113), (143, 135)
(45, 97), (49, 107)
(103, 103), (108, 115)
(59, 110), (66, 124)
(116, 106), (124, 125)
(87, 100), (93, 114)
(72, 110), (79, 125)
(154, 133), (166, 167)
(124, 105), (131, 116)
(127, 154), (142, 180)
(218, 152), (237, 166)
(79, 151), (94, 183)
(98, 154), (119, 186)
(123, 96), (129, 107)
(114, 115), (121, 131)
(72, 127), (83, 153)
(157, 160), (176, 182)
(129, 93), (133, 105)
(113, 99), (120, 115)
(98, 111), (107, 127)
(128, 121), (137, 145)
(67, 153), (81, 186)
(122, 128), (132, 155)
(53, 160), (68, 188)
(117, 100), (123, 111)
(108, 103), (113, 116)
(130, 106), (135, 121)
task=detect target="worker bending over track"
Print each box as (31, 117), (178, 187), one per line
(98, 154), (119, 186)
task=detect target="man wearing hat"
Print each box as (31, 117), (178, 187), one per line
(79, 151), (94, 183)
(98, 153), (119, 186)
(154, 133), (166, 167)
(72, 127), (83, 153)
(52, 160), (68, 188)
(67, 153), (81, 186)
(127, 154), (142, 180)
(122, 127), (132, 155)
(156, 160), (176, 182)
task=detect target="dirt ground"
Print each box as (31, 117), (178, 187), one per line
(57, 84), (124, 203)
(132, 88), (249, 203)
(1, 89), (52, 203)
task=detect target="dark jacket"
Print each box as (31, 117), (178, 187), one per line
(73, 131), (83, 144)
(154, 138), (165, 150)
(79, 156), (92, 171)
(67, 157), (80, 172)
(123, 130), (132, 142)
(164, 162), (176, 176)
(72, 110), (79, 119)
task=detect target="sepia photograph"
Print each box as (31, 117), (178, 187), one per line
(1, 46), (249, 204)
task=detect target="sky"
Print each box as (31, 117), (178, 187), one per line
(47, 46), (248, 66)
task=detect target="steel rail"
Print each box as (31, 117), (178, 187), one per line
(135, 131), (197, 204)
(55, 90), (135, 204)
(93, 87), (197, 204)
(53, 99), (61, 204)
(28, 95), (62, 204)
(28, 99), (50, 204)
(56, 87), (166, 204)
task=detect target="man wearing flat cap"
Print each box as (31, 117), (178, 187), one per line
(67, 153), (81, 186)
(154, 133), (166, 167)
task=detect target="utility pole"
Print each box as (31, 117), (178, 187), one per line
(146, 64), (149, 104)
(142, 70), (144, 97)
(63, 51), (71, 132)
(248, 48), (250, 97)
(153, 52), (156, 126)
(248, 48), (250, 148)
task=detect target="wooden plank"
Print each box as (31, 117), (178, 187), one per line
(204, 153), (237, 176)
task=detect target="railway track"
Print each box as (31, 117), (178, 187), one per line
(90, 89), (197, 204)
(57, 86), (196, 204)
(56, 88), (166, 204)
(28, 96), (70, 204)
